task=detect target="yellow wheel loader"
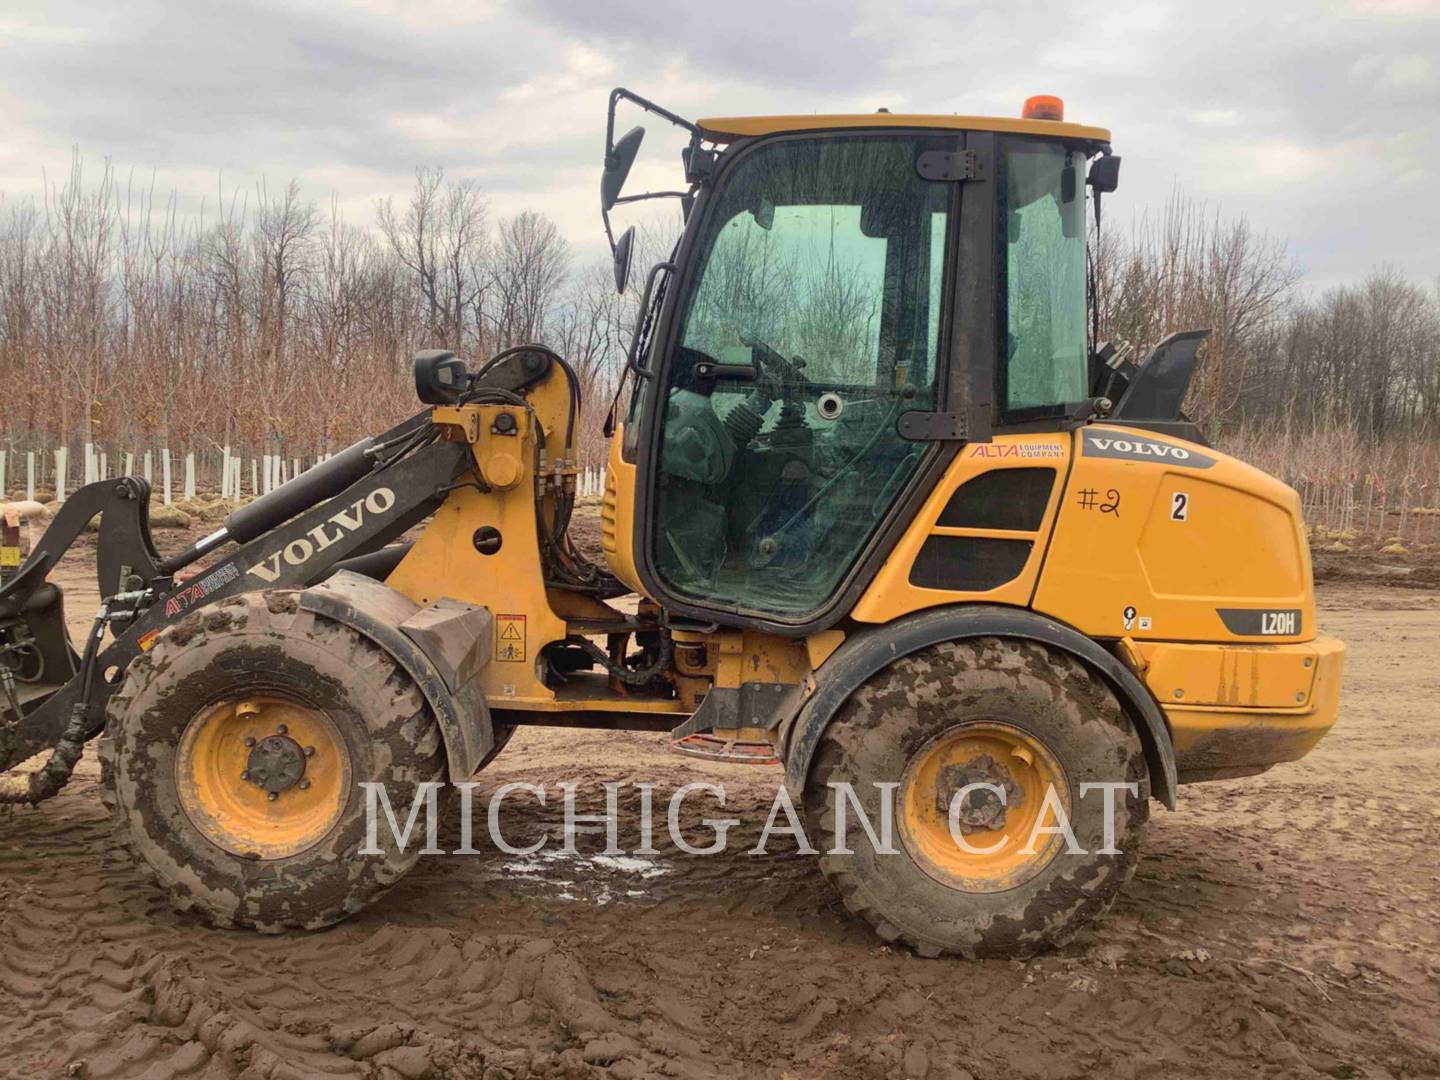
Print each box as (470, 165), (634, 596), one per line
(0, 91), (1344, 956)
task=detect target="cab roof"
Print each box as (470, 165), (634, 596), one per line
(695, 113), (1111, 145)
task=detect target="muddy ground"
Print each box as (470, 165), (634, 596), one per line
(1, 521), (1437, 1079)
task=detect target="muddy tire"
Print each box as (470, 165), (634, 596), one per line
(804, 637), (1149, 958)
(99, 590), (445, 932)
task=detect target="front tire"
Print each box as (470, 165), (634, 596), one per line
(805, 637), (1149, 957)
(100, 591), (445, 931)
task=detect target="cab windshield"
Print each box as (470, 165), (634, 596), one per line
(1002, 138), (1089, 413)
(651, 134), (951, 617)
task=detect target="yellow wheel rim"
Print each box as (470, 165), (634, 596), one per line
(175, 696), (351, 860)
(898, 722), (1071, 894)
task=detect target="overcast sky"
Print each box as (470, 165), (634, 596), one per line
(1, 0), (1436, 292)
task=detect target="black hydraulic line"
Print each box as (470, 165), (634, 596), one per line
(160, 415), (438, 576)
(222, 436), (377, 545)
(0, 599), (112, 805)
(155, 526), (232, 576)
(570, 626), (673, 688)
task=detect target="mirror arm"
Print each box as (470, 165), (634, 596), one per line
(602, 89), (702, 254)
(607, 87), (700, 152)
(613, 190), (692, 205)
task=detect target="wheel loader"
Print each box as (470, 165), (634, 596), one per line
(0, 90), (1345, 957)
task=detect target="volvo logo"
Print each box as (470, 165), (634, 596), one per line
(246, 488), (397, 583)
(1081, 430), (1216, 469)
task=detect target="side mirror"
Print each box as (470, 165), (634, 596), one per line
(613, 226), (636, 294)
(1087, 154), (1121, 194)
(413, 349), (469, 405)
(602, 125), (645, 212)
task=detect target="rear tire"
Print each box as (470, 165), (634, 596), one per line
(804, 637), (1148, 957)
(99, 590), (445, 931)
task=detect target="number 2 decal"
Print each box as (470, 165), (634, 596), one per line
(1171, 492), (1189, 521)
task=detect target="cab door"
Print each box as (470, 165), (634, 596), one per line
(632, 131), (969, 629)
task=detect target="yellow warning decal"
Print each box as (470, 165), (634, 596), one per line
(0, 547), (19, 568)
(137, 630), (160, 652)
(495, 614), (526, 662)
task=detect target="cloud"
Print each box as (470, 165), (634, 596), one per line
(0, 0), (1435, 288)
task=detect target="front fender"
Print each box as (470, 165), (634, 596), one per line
(782, 604), (1178, 809)
(299, 571), (494, 782)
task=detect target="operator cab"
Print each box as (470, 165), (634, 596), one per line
(602, 94), (1116, 633)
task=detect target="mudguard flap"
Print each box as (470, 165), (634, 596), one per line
(299, 570), (494, 781)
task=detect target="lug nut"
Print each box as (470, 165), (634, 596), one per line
(276, 724), (288, 736)
(241, 770), (251, 781)
(267, 791), (278, 802)
(299, 779), (311, 791)
(244, 736), (256, 748)
(304, 746), (315, 757)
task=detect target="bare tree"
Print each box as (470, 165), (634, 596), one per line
(491, 210), (569, 349)
(1095, 188), (1299, 424)
(378, 167), (490, 356)
(0, 156), (1434, 502)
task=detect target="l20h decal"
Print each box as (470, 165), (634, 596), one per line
(1217, 608), (1303, 636)
(1082, 430), (1216, 469)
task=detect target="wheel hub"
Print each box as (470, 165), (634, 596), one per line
(175, 696), (350, 860)
(935, 754), (1022, 833)
(898, 722), (1071, 894)
(244, 733), (308, 795)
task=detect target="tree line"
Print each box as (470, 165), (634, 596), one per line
(1095, 190), (1440, 440)
(0, 155), (640, 492)
(1096, 189), (1440, 536)
(0, 156), (1435, 510)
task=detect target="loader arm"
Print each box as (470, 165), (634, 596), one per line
(0, 436), (468, 785)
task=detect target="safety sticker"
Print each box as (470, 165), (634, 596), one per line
(0, 546), (19, 568)
(496, 614), (527, 662)
(1123, 606), (1153, 633)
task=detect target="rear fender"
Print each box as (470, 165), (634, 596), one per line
(781, 604), (1178, 809)
(299, 570), (495, 781)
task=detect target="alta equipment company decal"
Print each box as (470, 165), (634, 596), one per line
(969, 443), (1064, 459)
(164, 562), (241, 618)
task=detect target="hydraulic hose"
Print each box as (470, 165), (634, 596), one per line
(222, 436), (376, 544)
(0, 603), (108, 805)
